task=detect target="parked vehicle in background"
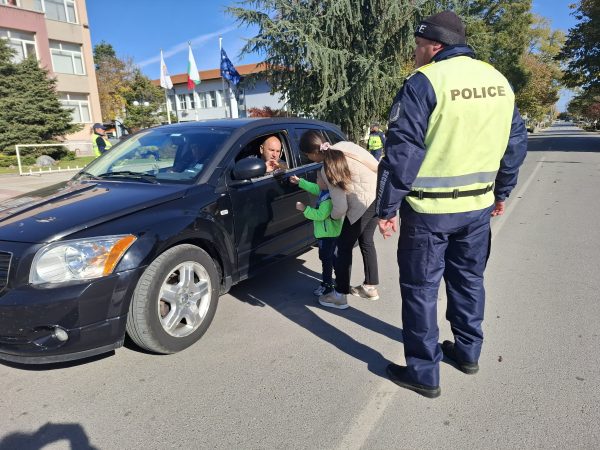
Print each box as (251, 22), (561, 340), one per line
(0, 118), (345, 364)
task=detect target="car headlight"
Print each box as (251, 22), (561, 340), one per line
(30, 235), (137, 285)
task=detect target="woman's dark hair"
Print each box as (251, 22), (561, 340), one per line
(299, 130), (351, 191)
(299, 130), (324, 154)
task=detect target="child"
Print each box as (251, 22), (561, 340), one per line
(290, 172), (343, 298)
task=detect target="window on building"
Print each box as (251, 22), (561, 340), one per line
(188, 94), (195, 110)
(197, 93), (206, 109)
(34, 0), (77, 24)
(178, 94), (189, 110)
(0, 28), (37, 63)
(0, 1), (21, 7)
(207, 91), (217, 108)
(167, 95), (176, 112)
(59, 92), (90, 123)
(50, 40), (84, 75)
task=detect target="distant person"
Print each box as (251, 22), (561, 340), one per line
(260, 136), (288, 173)
(91, 123), (112, 157)
(367, 123), (386, 161)
(290, 172), (343, 298)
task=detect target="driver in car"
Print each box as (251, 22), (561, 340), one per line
(260, 136), (288, 173)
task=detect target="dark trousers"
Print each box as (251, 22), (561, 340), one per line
(369, 148), (383, 161)
(334, 201), (379, 294)
(398, 202), (493, 387)
(318, 237), (337, 287)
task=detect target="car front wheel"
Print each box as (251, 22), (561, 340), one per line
(126, 244), (219, 354)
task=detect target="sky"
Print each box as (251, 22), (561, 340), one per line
(87, 0), (578, 110)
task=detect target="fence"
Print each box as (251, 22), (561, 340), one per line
(14, 142), (93, 176)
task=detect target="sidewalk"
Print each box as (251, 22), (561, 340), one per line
(0, 171), (75, 203)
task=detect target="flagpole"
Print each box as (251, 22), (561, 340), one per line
(219, 36), (229, 118)
(160, 49), (172, 124)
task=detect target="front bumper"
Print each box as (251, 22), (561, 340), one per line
(0, 266), (145, 364)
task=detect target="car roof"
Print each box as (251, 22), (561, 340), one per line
(152, 117), (342, 132)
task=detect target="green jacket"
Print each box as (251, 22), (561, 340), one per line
(298, 178), (343, 238)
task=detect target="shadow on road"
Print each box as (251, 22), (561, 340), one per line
(527, 126), (600, 153)
(0, 423), (97, 450)
(227, 255), (402, 379)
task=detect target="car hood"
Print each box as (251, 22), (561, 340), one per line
(0, 179), (190, 243)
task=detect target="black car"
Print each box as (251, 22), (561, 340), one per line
(0, 118), (345, 363)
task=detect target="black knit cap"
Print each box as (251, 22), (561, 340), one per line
(414, 10), (466, 46)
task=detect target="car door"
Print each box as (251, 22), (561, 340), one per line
(226, 127), (315, 280)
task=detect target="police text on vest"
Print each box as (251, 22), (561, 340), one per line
(450, 86), (506, 101)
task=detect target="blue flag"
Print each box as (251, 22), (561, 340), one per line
(220, 48), (242, 86)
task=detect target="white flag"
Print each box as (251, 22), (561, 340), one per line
(160, 50), (173, 90)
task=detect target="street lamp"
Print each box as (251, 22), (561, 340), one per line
(132, 100), (150, 107)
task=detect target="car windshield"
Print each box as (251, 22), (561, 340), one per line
(81, 127), (232, 183)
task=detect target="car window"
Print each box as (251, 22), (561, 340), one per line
(325, 130), (345, 145)
(233, 131), (291, 176)
(83, 127), (232, 183)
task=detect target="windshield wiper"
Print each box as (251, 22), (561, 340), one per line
(96, 171), (158, 184)
(75, 171), (101, 180)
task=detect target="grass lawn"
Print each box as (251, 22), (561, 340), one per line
(0, 156), (97, 175)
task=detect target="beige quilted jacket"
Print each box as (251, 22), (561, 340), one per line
(321, 141), (379, 225)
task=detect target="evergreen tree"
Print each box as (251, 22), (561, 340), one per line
(559, 0), (599, 125)
(122, 68), (165, 131)
(228, 0), (419, 141)
(0, 39), (80, 155)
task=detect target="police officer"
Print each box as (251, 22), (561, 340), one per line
(367, 122), (386, 161)
(91, 123), (112, 157)
(376, 11), (527, 398)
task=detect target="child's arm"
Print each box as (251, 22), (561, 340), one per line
(304, 198), (333, 222)
(297, 178), (320, 196)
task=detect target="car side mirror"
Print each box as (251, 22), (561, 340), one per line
(232, 157), (266, 182)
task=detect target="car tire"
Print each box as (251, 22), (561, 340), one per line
(126, 244), (219, 354)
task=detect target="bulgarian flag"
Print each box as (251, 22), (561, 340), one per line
(187, 44), (201, 90)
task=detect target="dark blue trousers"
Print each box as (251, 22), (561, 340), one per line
(318, 237), (337, 287)
(398, 202), (493, 387)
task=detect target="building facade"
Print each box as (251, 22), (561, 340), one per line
(0, 0), (101, 146)
(156, 63), (288, 122)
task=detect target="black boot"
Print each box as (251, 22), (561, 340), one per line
(386, 363), (441, 398)
(441, 340), (479, 374)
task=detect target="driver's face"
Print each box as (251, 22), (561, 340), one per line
(261, 137), (282, 161)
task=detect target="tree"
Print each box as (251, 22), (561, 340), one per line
(560, 0), (600, 126)
(94, 42), (134, 122)
(514, 15), (564, 123)
(122, 69), (165, 131)
(0, 39), (81, 155)
(228, 0), (418, 141)
(559, 0), (599, 91)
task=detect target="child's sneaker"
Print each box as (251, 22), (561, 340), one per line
(350, 284), (380, 301)
(318, 290), (349, 309)
(313, 284), (327, 296)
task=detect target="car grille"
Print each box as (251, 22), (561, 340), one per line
(0, 251), (12, 292)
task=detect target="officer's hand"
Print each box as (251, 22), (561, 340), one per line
(289, 175), (300, 184)
(491, 201), (505, 217)
(378, 217), (398, 239)
(296, 201), (306, 212)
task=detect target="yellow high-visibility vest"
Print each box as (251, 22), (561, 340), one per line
(408, 56), (515, 214)
(92, 134), (112, 157)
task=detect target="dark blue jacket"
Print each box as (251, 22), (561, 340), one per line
(376, 45), (528, 219)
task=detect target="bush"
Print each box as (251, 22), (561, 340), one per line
(0, 155), (17, 167)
